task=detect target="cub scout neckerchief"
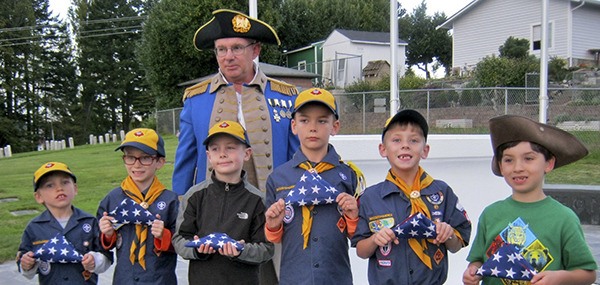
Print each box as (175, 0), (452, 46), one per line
(386, 166), (434, 269)
(298, 161), (335, 249)
(121, 175), (166, 270)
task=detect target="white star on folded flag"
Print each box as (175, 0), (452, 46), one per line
(285, 169), (340, 207)
(109, 198), (154, 226)
(476, 243), (537, 280)
(34, 233), (83, 263)
(392, 213), (437, 239)
(184, 232), (244, 252)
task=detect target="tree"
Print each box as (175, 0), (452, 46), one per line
(499, 36), (529, 59)
(73, 0), (148, 134)
(399, 1), (452, 78)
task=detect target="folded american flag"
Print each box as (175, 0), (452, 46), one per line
(285, 169), (340, 207)
(184, 232), (244, 252)
(392, 213), (437, 239)
(34, 233), (83, 263)
(109, 198), (154, 226)
(477, 243), (537, 280)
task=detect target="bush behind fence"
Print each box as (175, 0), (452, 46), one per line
(156, 87), (600, 150)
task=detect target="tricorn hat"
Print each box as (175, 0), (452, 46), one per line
(194, 9), (280, 50)
(489, 115), (588, 176)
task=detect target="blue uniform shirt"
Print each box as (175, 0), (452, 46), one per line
(351, 179), (471, 285)
(18, 207), (112, 285)
(266, 145), (358, 285)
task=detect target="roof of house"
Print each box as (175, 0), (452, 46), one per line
(334, 29), (408, 45)
(284, 40), (324, 55)
(438, 0), (600, 29)
(177, 62), (319, 87)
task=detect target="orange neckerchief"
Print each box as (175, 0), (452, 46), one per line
(121, 175), (166, 270)
(386, 167), (435, 269)
(298, 161), (335, 249)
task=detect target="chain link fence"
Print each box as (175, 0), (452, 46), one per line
(156, 87), (600, 150)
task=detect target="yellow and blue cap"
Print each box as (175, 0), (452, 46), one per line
(382, 109), (429, 140)
(116, 128), (166, 157)
(203, 120), (251, 149)
(33, 162), (77, 191)
(194, 9), (281, 50)
(292, 88), (338, 119)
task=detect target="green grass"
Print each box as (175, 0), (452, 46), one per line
(0, 133), (598, 262)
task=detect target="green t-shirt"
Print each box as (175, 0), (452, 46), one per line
(467, 196), (597, 285)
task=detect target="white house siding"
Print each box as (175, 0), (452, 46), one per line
(322, 30), (406, 88)
(571, 4), (600, 63)
(452, 0), (576, 70)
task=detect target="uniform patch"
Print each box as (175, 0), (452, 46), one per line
(157, 201), (166, 211)
(337, 217), (347, 233)
(434, 248), (445, 265)
(39, 261), (51, 275)
(237, 212), (249, 219)
(379, 242), (392, 256)
(116, 233), (123, 250)
(82, 223), (92, 233)
(338, 172), (347, 181)
(283, 204), (294, 224)
(378, 259), (392, 267)
(426, 191), (444, 205)
(368, 216), (395, 233)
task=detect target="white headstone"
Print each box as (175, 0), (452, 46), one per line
(68, 137), (75, 148)
(104, 133), (110, 144)
(98, 135), (104, 144)
(0, 149), (4, 158)
(4, 145), (11, 157)
(89, 134), (95, 145)
(45, 140), (50, 150)
(61, 140), (66, 149)
(112, 134), (118, 143)
(120, 130), (125, 141)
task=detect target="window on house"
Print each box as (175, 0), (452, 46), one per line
(532, 22), (553, 51)
(298, 60), (306, 71)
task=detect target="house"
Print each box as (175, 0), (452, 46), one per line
(285, 41), (324, 86)
(285, 29), (407, 89)
(438, 0), (600, 74)
(177, 62), (319, 91)
(363, 60), (391, 83)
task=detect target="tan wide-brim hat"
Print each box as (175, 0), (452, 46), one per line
(489, 115), (588, 176)
(193, 9), (280, 50)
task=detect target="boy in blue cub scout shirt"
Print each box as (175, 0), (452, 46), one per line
(351, 109), (471, 285)
(265, 88), (364, 285)
(173, 120), (273, 285)
(97, 128), (179, 284)
(463, 115), (597, 285)
(18, 162), (112, 285)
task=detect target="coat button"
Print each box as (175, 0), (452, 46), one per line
(215, 117), (221, 122)
(259, 105), (265, 111)
(313, 263), (319, 268)
(219, 98), (225, 103)
(256, 96), (262, 101)
(265, 152), (271, 158)
(261, 115), (267, 120)
(268, 165), (272, 170)
(217, 108), (223, 113)
(262, 127), (268, 132)
(264, 139), (270, 144)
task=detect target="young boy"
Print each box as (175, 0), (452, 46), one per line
(351, 109), (472, 285)
(97, 128), (179, 284)
(18, 162), (112, 284)
(264, 88), (361, 284)
(463, 115), (597, 285)
(172, 120), (274, 284)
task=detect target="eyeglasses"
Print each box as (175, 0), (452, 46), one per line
(214, 42), (256, 57)
(122, 155), (157, 166)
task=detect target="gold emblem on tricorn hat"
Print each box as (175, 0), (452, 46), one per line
(232, 14), (251, 33)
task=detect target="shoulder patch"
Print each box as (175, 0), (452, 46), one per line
(182, 79), (211, 101)
(268, 78), (298, 96)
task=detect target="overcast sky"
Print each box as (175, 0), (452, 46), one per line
(48, 0), (474, 20)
